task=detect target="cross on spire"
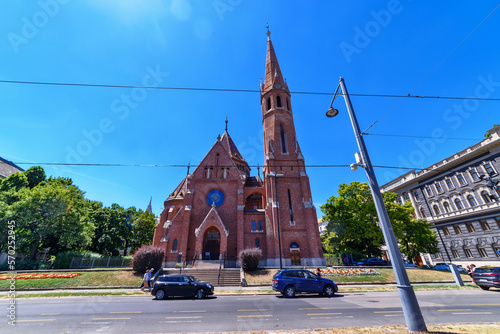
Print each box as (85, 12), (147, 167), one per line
(266, 23), (270, 40)
(225, 116), (228, 132)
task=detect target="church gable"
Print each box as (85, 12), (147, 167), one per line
(191, 136), (246, 181)
(195, 204), (229, 237)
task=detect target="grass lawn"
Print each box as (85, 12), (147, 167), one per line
(0, 271), (142, 289)
(244, 268), (472, 285)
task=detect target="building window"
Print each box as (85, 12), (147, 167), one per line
(252, 221), (256, 231)
(404, 193), (410, 201)
(255, 238), (260, 248)
(479, 219), (491, 231)
(172, 239), (178, 251)
(433, 205), (440, 215)
(425, 186), (433, 196)
(481, 190), (492, 203)
(463, 247), (473, 258)
(453, 224), (462, 234)
(435, 182), (443, 193)
(413, 191), (419, 200)
(477, 246), (488, 258)
(470, 169), (480, 181)
(496, 217), (500, 228)
(442, 227), (450, 236)
(435, 252), (441, 259)
(287, 189), (294, 224)
(267, 97), (271, 110)
(493, 243), (500, 257)
(397, 197), (402, 205)
(286, 98), (290, 110)
(484, 163), (495, 175)
(280, 124), (287, 154)
(419, 207), (426, 218)
(467, 194), (477, 207)
(466, 222), (476, 233)
(457, 174), (467, 186)
(446, 178), (455, 190)
(276, 95), (282, 108)
(258, 220), (262, 230)
(451, 247), (459, 258)
(454, 198), (463, 210)
(443, 202), (451, 213)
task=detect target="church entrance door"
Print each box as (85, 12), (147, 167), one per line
(290, 242), (301, 266)
(203, 228), (220, 260)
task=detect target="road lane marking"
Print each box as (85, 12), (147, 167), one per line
(307, 313), (342, 316)
(165, 316), (202, 319)
(374, 311), (403, 314)
(109, 311), (143, 314)
(237, 315), (273, 318)
(438, 309), (472, 312)
(41, 313), (60, 315)
(16, 319), (56, 322)
(178, 310), (206, 313)
(237, 309), (269, 312)
(92, 318), (131, 320)
(452, 312), (493, 315)
(299, 307), (329, 310)
(471, 304), (500, 306)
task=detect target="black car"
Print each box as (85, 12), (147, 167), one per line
(355, 258), (389, 266)
(471, 267), (500, 290)
(151, 274), (214, 300)
(272, 269), (338, 298)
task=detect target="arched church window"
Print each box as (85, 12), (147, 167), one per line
(267, 97), (271, 110)
(252, 221), (256, 231)
(255, 238), (260, 248)
(280, 124), (287, 154)
(290, 242), (299, 249)
(258, 220), (262, 230)
(277, 95), (282, 108)
(172, 239), (178, 251)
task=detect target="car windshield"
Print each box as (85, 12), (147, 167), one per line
(187, 276), (197, 282)
(474, 268), (496, 273)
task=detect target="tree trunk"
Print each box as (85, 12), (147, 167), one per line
(30, 237), (40, 261)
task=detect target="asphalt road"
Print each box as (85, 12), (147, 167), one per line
(1, 289), (499, 333)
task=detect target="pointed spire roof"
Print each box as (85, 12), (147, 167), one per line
(146, 197), (153, 213)
(262, 29), (288, 94)
(219, 131), (246, 163)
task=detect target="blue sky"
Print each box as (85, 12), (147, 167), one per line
(1, 1), (499, 218)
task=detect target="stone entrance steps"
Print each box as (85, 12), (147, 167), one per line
(161, 268), (241, 287)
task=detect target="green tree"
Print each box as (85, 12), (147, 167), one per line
(128, 209), (156, 254)
(320, 181), (439, 261)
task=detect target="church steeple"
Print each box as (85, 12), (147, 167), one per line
(261, 29), (289, 96)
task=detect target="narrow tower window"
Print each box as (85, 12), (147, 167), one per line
(277, 95), (282, 108)
(286, 98), (290, 110)
(267, 97), (271, 110)
(280, 124), (288, 154)
(288, 189), (294, 224)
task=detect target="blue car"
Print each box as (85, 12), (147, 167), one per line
(272, 269), (338, 298)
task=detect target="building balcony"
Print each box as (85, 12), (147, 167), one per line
(426, 201), (500, 224)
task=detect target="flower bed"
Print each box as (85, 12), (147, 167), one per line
(320, 268), (380, 276)
(0, 273), (82, 280)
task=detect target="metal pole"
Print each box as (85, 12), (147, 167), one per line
(273, 173), (283, 270)
(338, 77), (427, 332)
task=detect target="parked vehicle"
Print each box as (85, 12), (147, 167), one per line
(355, 258), (389, 266)
(272, 269), (338, 298)
(151, 274), (214, 300)
(432, 263), (466, 273)
(470, 267), (500, 290)
(404, 261), (418, 268)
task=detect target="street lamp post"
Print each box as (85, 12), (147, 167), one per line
(267, 172), (284, 269)
(326, 77), (427, 332)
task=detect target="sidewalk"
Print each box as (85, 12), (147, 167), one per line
(0, 282), (476, 296)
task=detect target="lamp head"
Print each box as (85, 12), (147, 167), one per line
(326, 107), (339, 118)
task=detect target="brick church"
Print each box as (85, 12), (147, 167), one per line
(153, 31), (325, 267)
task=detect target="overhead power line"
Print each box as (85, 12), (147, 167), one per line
(364, 133), (482, 141)
(10, 161), (450, 173)
(1, 79), (500, 101)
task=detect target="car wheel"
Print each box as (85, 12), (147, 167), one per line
(155, 289), (166, 300)
(196, 289), (206, 299)
(284, 285), (295, 298)
(324, 285), (335, 297)
(480, 286), (490, 290)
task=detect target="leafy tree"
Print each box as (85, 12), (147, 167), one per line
(128, 209), (156, 254)
(321, 182), (384, 258)
(321, 181), (439, 261)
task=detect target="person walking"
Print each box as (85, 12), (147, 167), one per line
(141, 269), (149, 292)
(147, 268), (154, 291)
(316, 267), (322, 277)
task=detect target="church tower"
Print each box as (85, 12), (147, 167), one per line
(261, 30), (325, 266)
